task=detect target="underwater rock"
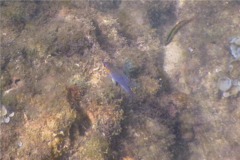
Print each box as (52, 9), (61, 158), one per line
(229, 37), (240, 59)
(139, 76), (161, 96)
(87, 102), (123, 137)
(147, 1), (176, 28)
(12, 80), (77, 159)
(70, 132), (110, 160)
(121, 116), (174, 160)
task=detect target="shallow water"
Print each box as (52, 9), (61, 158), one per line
(0, 1), (239, 160)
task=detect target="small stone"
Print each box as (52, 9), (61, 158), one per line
(230, 37), (240, 59)
(17, 141), (23, 147)
(232, 80), (239, 86)
(217, 77), (232, 92)
(0, 105), (8, 117)
(237, 48), (240, 56)
(9, 112), (15, 117)
(4, 116), (10, 123)
(188, 47), (194, 52)
(230, 37), (240, 45)
(223, 92), (230, 98)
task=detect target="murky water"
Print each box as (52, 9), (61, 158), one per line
(1, 1), (239, 160)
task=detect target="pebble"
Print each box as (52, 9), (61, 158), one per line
(217, 77), (232, 92)
(9, 112), (15, 117)
(0, 105), (8, 116)
(232, 80), (240, 86)
(223, 92), (230, 98)
(230, 37), (240, 59)
(4, 116), (10, 123)
(17, 141), (23, 147)
(0, 104), (15, 124)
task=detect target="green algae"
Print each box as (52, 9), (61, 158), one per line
(147, 1), (176, 28)
(79, 134), (110, 160)
(123, 59), (141, 78)
(1, 94), (18, 110)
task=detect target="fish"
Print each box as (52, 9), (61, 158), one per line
(103, 61), (134, 96)
(165, 17), (194, 46)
